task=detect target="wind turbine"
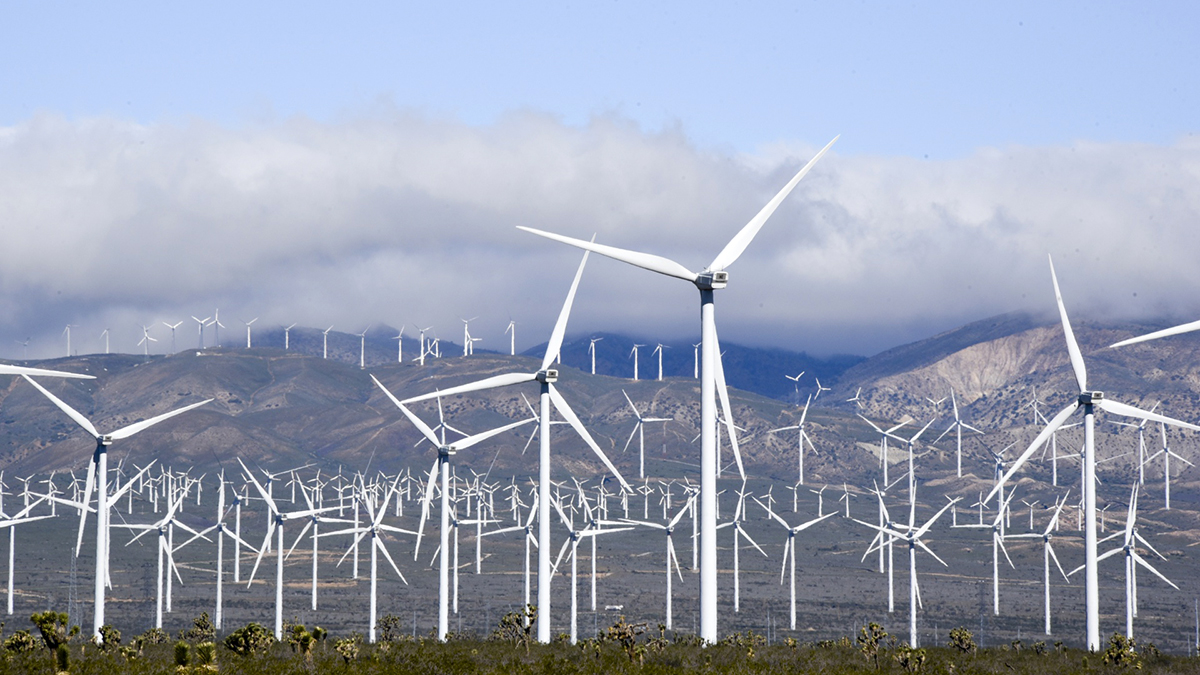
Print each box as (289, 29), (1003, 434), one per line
(855, 489), (959, 648)
(212, 309), (225, 347)
(13, 339), (29, 361)
(652, 344), (668, 381)
(191, 316), (211, 349)
(813, 377), (831, 399)
(323, 476), (415, 643)
(987, 255), (1200, 651)
(162, 321), (183, 354)
(505, 321), (517, 356)
(1146, 421), (1193, 509)
(284, 323), (297, 350)
(588, 337), (602, 375)
(756, 497), (835, 630)
(239, 459), (337, 640)
(955, 485), (1023, 617)
(718, 483), (767, 613)
(413, 326), (432, 366)
(479, 494), (539, 622)
(1005, 491), (1071, 635)
(933, 389), (984, 477)
(322, 325), (334, 359)
(769, 393), (818, 484)
(0, 497), (53, 616)
(242, 318), (258, 348)
(119, 490), (209, 630)
(138, 325), (156, 357)
(390, 327), (405, 363)
(373, 383), (533, 642)
(784, 372), (804, 405)
(629, 344), (643, 380)
(354, 326), (370, 368)
(513, 136), (836, 641)
(548, 493), (633, 644)
(20, 376), (209, 641)
(396, 247), (633, 643)
(846, 387), (863, 408)
(1091, 485), (1176, 640)
(620, 390), (673, 479)
(99, 329), (109, 355)
(63, 325), (76, 357)
(620, 494), (694, 630)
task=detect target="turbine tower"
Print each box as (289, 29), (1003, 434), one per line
(161, 321), (183, 354)
(989, 255), (1200, 651)
(242, 318), (258, 348)
(515, 135), (836, 642)
(284, 323), (297, 350)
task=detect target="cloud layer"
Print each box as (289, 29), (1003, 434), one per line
(2, 110), (1198, 359)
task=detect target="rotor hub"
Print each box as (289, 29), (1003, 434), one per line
(536, 369), (558, 384)
(1078, 391), (1104, 405)
(694, 271), (729, 291)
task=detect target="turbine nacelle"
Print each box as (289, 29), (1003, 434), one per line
(1078, 391), (1105, 406)
(536, 369), (558, 384)
(438, 446), (457, 458)
(694, 271), (728, 291)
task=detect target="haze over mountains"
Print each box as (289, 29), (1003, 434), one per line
(4, 313), (1200, 492)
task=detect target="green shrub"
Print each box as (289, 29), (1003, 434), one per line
(1103, 632), (1140, 668)
(489, 605), (537, 653)
(195, 642), (217, 668)
(893, 643), (927, 673)
(223, 622), (275, 657)
(857, 622), (888, 669)
(30, 611), (77, 650)
(137, 628), (170, 646)
(55, 643), (69, 672)
(95, 625), (121, 652)
(174, 640), (190, 667)
(3, 630), (39, 653)
(334, 633), (362, 664)
(947, 626), (975, 654)
(179, 613), (216, 643)
(377, 614), (404, 643)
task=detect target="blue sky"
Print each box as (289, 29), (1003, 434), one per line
(2, 2), (1199, 359)
(7, 2), (1196, 158)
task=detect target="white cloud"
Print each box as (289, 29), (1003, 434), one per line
(2, 110), (1199, 360)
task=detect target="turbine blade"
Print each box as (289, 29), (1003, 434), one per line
(712, 325), (745, 479)
(708, 136), (839, 272)
(20, 375), (99, 438)
(377, 538), (408, 584)
(0, 364), (92, 379)
(517, 226), (699, 283)
(401, 372), (538, 404)
(452, 418), (536, 452)
(1111, 317), (1200, 349)
(1132, 551), (1178, 590)
(1097, 398), (1200, 433)
(1047, 255), (1087, 392)
(986, 401), (1079, 504)
(548, 386), (632, 492)
(109, 398), (212, 440)
(541, 246), (590, 371)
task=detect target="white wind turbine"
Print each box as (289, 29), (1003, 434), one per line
(99, 329), (109, 355)
(548, 494), (633, 644)
(191, 316), (211, 349)
(20, 376), (209, 640)
(239, 458), (337, 640)
(373, 383), (534, 642)
(621, 494), (694, 630)
(13, 338), (29, 361)
(784, 371), (804, 405)
(858, 415), (910, 489)
(283, 483), (353, 612)
(770, 393), (818, 485)
(63, 324), (76, 357)
(988, 255), (1200, 651)
(1145, 421), (1192, 510)
(391, 327), (405, 363)
(284, 323), (297, 350)
(855, 490), (958, 648)
(356, 325), (371, 368)
(718, 484), (767, 613)
(513, 137), (839, 641)
(621, 389), (673, 479)
(323, 476), (415, 643)
(588, 337), (602, 375)
(813, 377), (831, 399)
(396, 247), (634, 643)
(242, 318), (258, 348)
(629, 344), (644, 381)
(652, 344), (668, 381)
(413, 325), (432, 366)
(505, 321), (517, 356)
(322, 325), (334, 359)
(933, 389), (984, 477)
(209, 470), (259, 630)
(846, 387), (863, 408)
(756, 498), (835, 630)
(954, 483), (1022, 616)
(161, 321), (183, 354)
(212, 309), (225, 347)
(479, 494), (539, 621)
(138, 325), (156, 357)
(1004, 490), (1071, 635)
(0, 497), (53, 616)
(120, 490), (210, 630)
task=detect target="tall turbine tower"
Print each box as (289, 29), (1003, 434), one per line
(517, 135), (837, 641)
(989, 255), (1200, 651)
